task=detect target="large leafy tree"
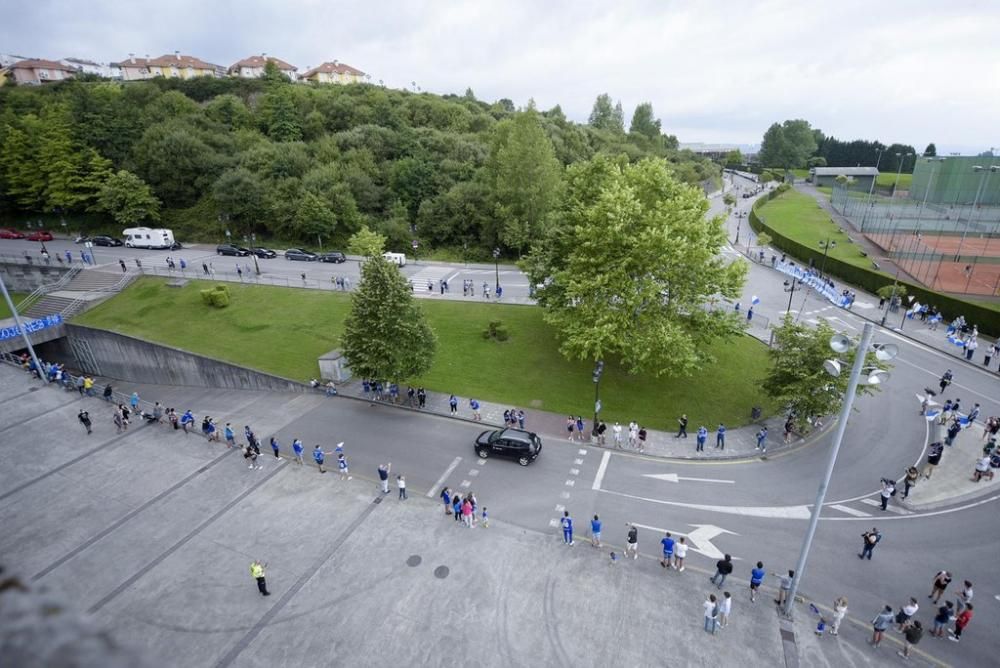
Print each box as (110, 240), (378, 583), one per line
(523, 155), (746, 377)
(485, 110), (562, 253)
(759, 119), (817, 169)
(341, 255), (436, 383)
(97, 170), (161, 226)
(763, 316), (885, 423)
(923, 143), (937, 157)
(588, 93), (623, 132)
(347, 225), (387, 257)
(629, 102), (662, 142)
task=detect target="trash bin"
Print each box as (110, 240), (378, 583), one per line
(750, 406), (762, 421)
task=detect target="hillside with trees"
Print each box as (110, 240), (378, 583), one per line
(759, 118), (918, 174)
(0, 75), (718, 258)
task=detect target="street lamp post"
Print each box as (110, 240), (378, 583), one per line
(783, 323), (895, 616)
(734, 210), (747, 246)
(492, 247), (501, 292)
(783, 279), (799, 315)
(0, 274), (46, 382)
(818, 239), (836, 280)
(591, 360), (604, 438)
(859, 148), (885, 232)
(879, 267), (901, 327)
(954, 165), (997, 260)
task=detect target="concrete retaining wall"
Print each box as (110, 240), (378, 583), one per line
(0, 261), (72, 292)
(37, 324), (306, 393)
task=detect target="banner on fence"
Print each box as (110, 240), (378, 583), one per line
(0, 314), (63, 341)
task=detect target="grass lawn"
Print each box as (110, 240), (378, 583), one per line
(0, 293), (29, 320)
(789, 169), (810, 179)
(756, 189), (875, 269)
(75, 277), (774, 429)
(877, 172), (913, 190)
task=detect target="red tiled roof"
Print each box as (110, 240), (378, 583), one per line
(119, 54), (218, 70)
(229, 55), (296, 72)
(11, 58), (76, 72)
(302, 61), (366, 78)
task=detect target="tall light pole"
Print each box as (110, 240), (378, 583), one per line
(591, 360), (604, 438)
(492, 247), (501, 293)
(954, 165), (997, 260)
(783, 324), (896, 616)
(783, 278), (799, 315)
(859, 148), (885, 232)
(818, 239), (836, 280)
(0, 274), (46, 382)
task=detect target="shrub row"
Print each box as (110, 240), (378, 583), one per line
(749, 189), (1000, 337)
(200, 284), (231, 308)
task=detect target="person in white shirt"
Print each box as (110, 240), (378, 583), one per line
(830, 596), (848, 635)
(718, 592), (732, 628)
(895, 597), (919, 631)
(703, 594), (718, 634)
(673, 537), (688, 572)
(612, 422), (623, 448)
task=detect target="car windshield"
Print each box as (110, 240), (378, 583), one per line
(487, 430), (502, 443)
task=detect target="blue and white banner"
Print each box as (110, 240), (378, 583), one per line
(0, 314), (63, 341)
(774, 261), (841, 305)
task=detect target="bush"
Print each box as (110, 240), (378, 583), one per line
(200, 284), (231, 308)
(482, 319), (509, 342)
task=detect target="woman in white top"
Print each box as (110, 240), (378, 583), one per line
(830, 596), (848, 635)
(718, 592), (732, 628)
(673, 537), (688, 572)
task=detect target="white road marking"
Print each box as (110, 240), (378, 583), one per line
(555, 504), (565, 512)
(569, 468), (580, 476)
(459, 479), (471, 488)
(559, 491), (571, 499)
(425, 456), (462, 497)
(548, 518), (560, 528)
(829, 504), (871, 517)
(565, 480), (575, 487)
(578, 449), (588, 455)
(574, 458), (584, 465)
(630, 522), (740, 561)
(642, 473), (735, 485)
(598, 488), (811, 519)
(478, 459), (487, 466)
(468, 469), (479, 477)
(860, 498), (911, 515)
(592, 450), (611, 490)
(824, 316), (858, 331)
(893, 356), (1000, 407)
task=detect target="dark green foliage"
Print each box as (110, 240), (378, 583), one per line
(200, 284), (231, 308)
(482, 319), (509, 341)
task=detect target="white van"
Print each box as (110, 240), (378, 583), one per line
(123, 227), (176, 250)
(382, 252), (407, 267)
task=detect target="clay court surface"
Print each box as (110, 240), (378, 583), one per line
(867, 232), (1000, 295)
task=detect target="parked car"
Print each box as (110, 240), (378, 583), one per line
(285, 248), (318, 261)
(0, 228), (25, 239)
(318, 251), (347, 263)
(474, 428), (542, 466)
(90, 235), (124, 247)
(169, 240), (183, 250)
(250, 247), (277, 259)
(216, 244), (250, 257)
(26, 230), (54, 242)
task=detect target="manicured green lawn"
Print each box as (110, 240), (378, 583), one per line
(789, 169), (810, 179)
(756, 190), (873, 268)
(0, 293), (29, 320)
(75, 277), (774, 429)
(877, 172), (912, 190)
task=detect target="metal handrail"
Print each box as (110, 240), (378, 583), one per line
(15, 266), (82, 312)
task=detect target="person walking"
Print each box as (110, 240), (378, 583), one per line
(566, 416), (575, 441)
(956, 580), (973, 615)
(948, 604), (973, 642)
(397, 475), (407, 500)
(775, 570), (794, 606)
(710, 554), (733, 588)
(871, 605), (894, 648)
(749, 562), (765, 602)
(250, 560), (270, 596)
(676, 414), (688, 438)
(859, 527), (881, 560)
(922, 441), (944, 479)
(673, 537), (688, 572)
(469, 398), (481, 421)
(932, 602), (953, 638)
(449, 394), (458, 415)
(897, 621), (923, 659)
(575, 416), (585, 442)
(313, 445), (327, 473)
(291, 439), (304, 465)
(481, 506), (489, 528)
(660, 532), (675, 569)
(830, 597), (848, 636)
(929, 570), (952, 603)
(417, 387), (426, 408)
(625, 523), (638, 559)
(378, 463), (391, 494)
(879, 478), (895, 510)
(716, 423), (726, 450)
(130, 391), (140, 412)
(103, 383), (114, 402)
(595, 420), (607, 445)
(269, 437), (280, 459)
(590, 514), (602, 547)
(628, 421), (639, 448)
(756, 426), (768, 453)
(561, 510), (574, 545)
(901, 466), (919, 499)
(939, 369), (953, 394)
(637, 426), (647, 452)
(713, 591), (731, 629)
(517, 409), (526, 430)
(696, 425), (707, 452)
(224, 423), (236, 448)
(895, 597), (919, 631)
(337, 453), (351, 480)
(703, 594), (719, 634)
(78, 410), (92, 435)
(180, 410), (194, 433)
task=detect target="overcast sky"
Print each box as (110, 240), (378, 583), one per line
(4, 1), (997, 154)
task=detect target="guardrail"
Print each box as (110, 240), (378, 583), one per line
(15, 266), (82, 312)
(137, 265), (358, 292)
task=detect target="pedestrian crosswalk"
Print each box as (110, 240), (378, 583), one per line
(409, 265), (457, 287)
(823, 496), (914, 518)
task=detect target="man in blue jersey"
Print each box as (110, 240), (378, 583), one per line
(660, 532), (675, 569)
(561, 510), (574, 545)
(591, 515), (602, 547)
(292, 439), (304, 465)
(750, 561), (766, 602)
(313, 445), (327, 473)
(716, 423), (727, 449)
(696, 426), (708, 453)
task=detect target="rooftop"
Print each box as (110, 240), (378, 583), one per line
(811, 166), (880, 176)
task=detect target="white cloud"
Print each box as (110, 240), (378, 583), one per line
(3, 0), (996, 152)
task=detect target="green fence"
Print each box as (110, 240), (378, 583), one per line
(750, 188), (1000, 337)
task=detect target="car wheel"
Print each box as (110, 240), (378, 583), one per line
(477, 448), (490, 459)
(518, 456), (530, 466)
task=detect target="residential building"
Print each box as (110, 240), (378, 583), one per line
(7, 58), (76, 84)
(300, 60), (366, 85)
(116, 52), (219, 81)
(60, 58), (121, 79)
(229, 54), (297, 79)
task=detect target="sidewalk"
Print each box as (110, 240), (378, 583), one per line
(335, 380), (815, 462)
(906, 417), (997, 511)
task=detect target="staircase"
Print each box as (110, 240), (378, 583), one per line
(21, 268), (136, 319)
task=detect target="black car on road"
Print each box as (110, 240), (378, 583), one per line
(217, 244), (250, 256)
(250, 247), (277, 258)
(475, 428), (542, 466)
(285, 248), (318, 261)
(318, 251), (347, 263)
(90, 235), (124, 247)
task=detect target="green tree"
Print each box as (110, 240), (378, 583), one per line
(628, 102), (661, 141)
(763, 316), (885, 425)
(38, 105), (111, 212)
(759, 119), (817, 169)
(205, 94), (253, 130)
(262, 59), (288, 84)
(485, 110), (563, 254)
(722, 193), (737, 208)
(523, 155), (747, 377)
(347, 225), (387, 257)
(294, 190), (337, 240)
(724, 149), (743, 166)
(212, 167), (266, 229)
(341, 255), (436, 383)
(807, 156), (827, 168)
(923, 142), (937, 157)
(588, 93), (620, 131)
(258, 88), (302, 142)
(97, 170), (161, 226)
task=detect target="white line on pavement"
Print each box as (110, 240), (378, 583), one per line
(569, 468), (580, 476)
(592, 450), (611, 490)
(860, 498), (912, 515)
(642, 473), (735, 484)
(425, 456), (462, 497)
(574, 458), (584, 465)
(578, 449), (588, 455)
(598, 488), (812, 519)
(829, 504), (871, 517)
(565, 480), (575, 487)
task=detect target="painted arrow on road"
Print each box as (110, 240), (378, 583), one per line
(642, 473), (734, 484)
(631, 522), (740, 560)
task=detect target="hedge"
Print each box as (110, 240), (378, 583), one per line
(750, 189), (1000, 337)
